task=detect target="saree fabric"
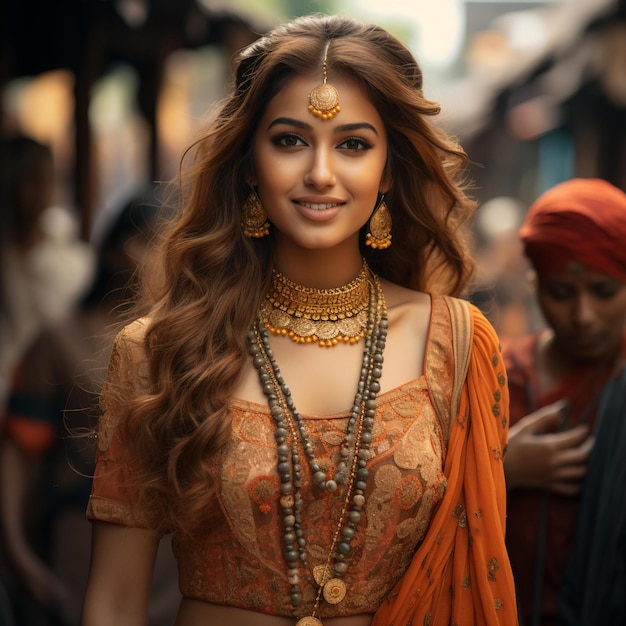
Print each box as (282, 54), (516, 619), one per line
(372, 302), (517, 625)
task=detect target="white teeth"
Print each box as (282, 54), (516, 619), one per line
(300, 202), (338, 210)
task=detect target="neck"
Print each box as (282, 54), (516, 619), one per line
(273, 247), (364, 289)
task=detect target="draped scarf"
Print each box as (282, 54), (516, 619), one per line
(372, 304), (518, 625)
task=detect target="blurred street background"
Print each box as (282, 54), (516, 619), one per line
(3, 0), (626, 336)
(1, 2), (626, 624)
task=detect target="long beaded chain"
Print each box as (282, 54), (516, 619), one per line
(247, 270), (388, 625)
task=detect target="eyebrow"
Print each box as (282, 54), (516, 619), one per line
(267, 117), (379, 135)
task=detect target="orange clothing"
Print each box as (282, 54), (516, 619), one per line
(372, 301), (517, 626)
(88, 296), (516, 622)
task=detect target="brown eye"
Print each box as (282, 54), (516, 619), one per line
(272, 133), (305, 147)
(591, 281), (621, 299)
(543, 282), (574, 301)
(338, 137), (372, 151)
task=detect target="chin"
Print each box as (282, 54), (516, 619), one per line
(567, 345), (612, 364)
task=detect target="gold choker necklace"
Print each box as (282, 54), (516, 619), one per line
(260, 260), (374, 347)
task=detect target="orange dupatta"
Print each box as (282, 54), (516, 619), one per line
(372, 302), (518, 625)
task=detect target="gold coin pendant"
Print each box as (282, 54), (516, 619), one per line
(296, 617), (323, 626)
(313, 564), (332, 586)
(322, 578), (347, 604)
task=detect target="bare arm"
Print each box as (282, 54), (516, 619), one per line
(81, 521), (162, 626)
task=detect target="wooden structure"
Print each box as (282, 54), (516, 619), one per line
(1, 0), (261, 237)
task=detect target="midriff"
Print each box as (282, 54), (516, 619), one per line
(174, 599), (374, 626)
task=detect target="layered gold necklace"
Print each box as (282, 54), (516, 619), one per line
(248, 261), (388, 624)
(260, 260), (372, 347)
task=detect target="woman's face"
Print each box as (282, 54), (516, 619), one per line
(537, 266), (626, 362)
(252, 72), (388, 256)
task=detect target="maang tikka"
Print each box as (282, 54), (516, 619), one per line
(308, 41), (340, 120)
(241, 188), (270, 238)
(365, 195), (392, 249)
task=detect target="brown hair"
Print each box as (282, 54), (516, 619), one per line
(114, 13), (476, 535)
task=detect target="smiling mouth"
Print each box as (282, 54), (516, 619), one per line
(297, 201), (342, 211)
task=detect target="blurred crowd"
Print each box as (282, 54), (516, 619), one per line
(0, 133), (180, 626)
(1, 2), (625, 622)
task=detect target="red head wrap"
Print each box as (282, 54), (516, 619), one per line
(519, 178), (626, 281)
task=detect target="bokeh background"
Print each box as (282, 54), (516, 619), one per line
(3, 0), (626, 336)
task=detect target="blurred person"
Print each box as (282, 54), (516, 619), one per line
(0, 134), (93, 412)
(0, 191), (180, 626)
(502, 178), (626, 626)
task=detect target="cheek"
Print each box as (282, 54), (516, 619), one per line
(537, 296), (566, 325)
(254, 153), (298, 190)
(603, 301), (626, 332)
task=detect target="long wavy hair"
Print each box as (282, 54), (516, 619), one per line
(115, 13), (477, 535)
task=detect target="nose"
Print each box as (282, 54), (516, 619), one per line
(573, 292), (597, 327)
(304, 147), (336, 189)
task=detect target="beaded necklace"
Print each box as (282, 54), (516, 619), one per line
(247, 264), (388, 625)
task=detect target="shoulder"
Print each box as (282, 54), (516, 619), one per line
(113, 317), (150, 354)
(381, 279), (430, 310)
(106, 317), (152, 379)
(381, 279), (431, 341)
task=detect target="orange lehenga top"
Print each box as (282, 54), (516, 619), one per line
(87, 295), (518, 625)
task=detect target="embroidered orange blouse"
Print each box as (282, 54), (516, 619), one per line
(87, 296), (517, 623)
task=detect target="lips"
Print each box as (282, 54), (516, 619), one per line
(293, 199), (345, 222)
(297, 201), (342, 211)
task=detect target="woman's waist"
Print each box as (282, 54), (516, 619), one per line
(175, 598), (373, 626)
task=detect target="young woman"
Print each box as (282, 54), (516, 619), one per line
(81, 14), (517, 626)
(502, 178), (626, 626)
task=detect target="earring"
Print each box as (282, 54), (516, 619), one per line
(365, 197), (392, 249)
(241, 189), (270, 238)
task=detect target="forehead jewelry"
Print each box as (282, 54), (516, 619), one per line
(308, 42), (340, 120)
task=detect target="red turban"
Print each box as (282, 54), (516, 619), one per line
(519, 178), (626, 282)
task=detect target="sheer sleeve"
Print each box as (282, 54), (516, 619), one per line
(86, 318), (159, 530)
(372, 303), (518, 625)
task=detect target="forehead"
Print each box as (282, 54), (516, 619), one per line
(257, 72), (384, 130)
(538, 266), (622, 285)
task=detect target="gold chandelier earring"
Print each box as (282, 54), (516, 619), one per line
(365, 195), (392, 249)
(241, 188), (270, 238)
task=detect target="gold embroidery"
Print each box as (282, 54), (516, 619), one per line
(396, 475), (423, 510)
(487, 557), (500, 582)
(458, 511), (468, 528)
(90, 297), (460, 618)
(248, 475), (279, 514)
